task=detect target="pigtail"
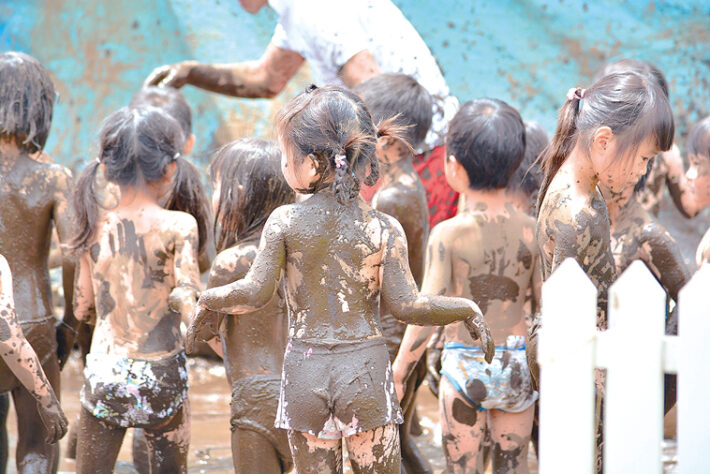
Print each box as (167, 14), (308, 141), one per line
(536, 90), (583, 216)
(164, 156), (211, 254)
(372, 116), (415, 187)
(333, 138), (360, 205)
(69, 160), (101, 253)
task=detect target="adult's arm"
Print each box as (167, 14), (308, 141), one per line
(338, 49), (380, 89)
(144, 43), (305, 99)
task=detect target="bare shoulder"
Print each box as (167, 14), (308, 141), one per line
(162, 209), (198, 238)
(542, 188), (609, 239)
(208, 242), (258, 288)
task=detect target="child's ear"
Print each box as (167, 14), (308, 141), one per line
(306, 153), (319, 178)
(182, 134), (195, 155)
(592, 126), (614, 153)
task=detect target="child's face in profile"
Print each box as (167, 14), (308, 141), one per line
(279, 138), (317, 193)
(595, 135), (657, 193)
(687, 153), (710, 206)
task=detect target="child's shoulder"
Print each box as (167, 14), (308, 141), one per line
(160, 208), (199, 237)
(26, 159), (72, 185)
(210, 242), (258, 287)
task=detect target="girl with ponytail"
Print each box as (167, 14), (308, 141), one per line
(186, 85), (494, 473)
(531, 71), (674, 472)
(71, 106), (200, 473)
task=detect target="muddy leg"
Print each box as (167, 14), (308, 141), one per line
(132, 429), (150, 474)
(143, 402), (190, 474)
(400, 359), (431, 474)
(65, 413), (80, 460)
(439, 378), (487, 473)
(347, 424), (400, 474)
(232, 428), (281, 474)
(488, 406), (534, 474)
(13, 354), (60, 473)
(0, 393), (8, 474)
(76, 407), (125, 474)
(287, 430), (342, 473)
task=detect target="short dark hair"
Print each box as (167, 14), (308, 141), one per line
(0, 52), (55, 153)
(446, 98), (526, 190)
(509, 121), (548, 197)
(354, 73), (432, 149)
(130, 86), (192, 138)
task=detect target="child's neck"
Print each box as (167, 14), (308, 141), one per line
(558, 143), (599, 195)
(116, 184), (162, 211)
(460, 188), (510, 214)
(0, 140), (23, 173)
(599, 185), (634, 225)
(378, 140), (415, 186)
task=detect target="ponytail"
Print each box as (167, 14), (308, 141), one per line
(69, 160), (101, 253)
(536, 89), (584, 215)
(164, 156), (211, 254)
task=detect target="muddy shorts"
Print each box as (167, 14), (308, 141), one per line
(231, 374), (293, 471)
(81, 351), (188, 428)
(275, 337), (403, 439)
(0, 317), (57, 393)
(441, 335), (538, 413)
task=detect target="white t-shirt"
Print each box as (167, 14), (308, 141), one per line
(268, 0), (458, 151)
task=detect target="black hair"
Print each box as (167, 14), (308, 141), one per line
(445, 98), (526, 190)
(129, 86), (192, 139)
(537, 72), (675, 214)
(277, 85), (410, 204)
(509, 121), (549, 198)
(353, 73), (433, 149)
(71, 106), (185, 251)
(687, 116), (710, 161)
(209, 138), (295, 252)
(0, 52), (55, 153)
(595, 58), (669, 99)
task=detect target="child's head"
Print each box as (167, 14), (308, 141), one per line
(595, 59), (669, 99)
(209, 138), (295, 252)
(686, 116), (710, 206)
(508, 121), (548, 211)
(444, 98), (525, 193)
(130, 86), (194, 154)
(71, 106), (185, 251)
(276, 85), (408, 204)
(353, 73), (432, 151)
(0, 52), (55, 154)
(538, 72), (674, 209)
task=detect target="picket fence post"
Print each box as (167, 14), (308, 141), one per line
(677, 265), (710, 473)
(601, 260), (665, 473)
(538, 258), (597, 473)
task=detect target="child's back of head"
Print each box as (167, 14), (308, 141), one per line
(353, 73), (432, 151)
(594, 58), (669, 99)
(446, 98), (526, 190)
(209, 138), (295, 252)
(0, 52), (55, 154)
(130, 86), (192, 142)
(509, 121), (548, 209)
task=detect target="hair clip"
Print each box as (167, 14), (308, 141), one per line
(334, 153), (347, 169)
(566, 87), (586, 101)
(95, 157), (101, 164)
(173, 152), (180, 161)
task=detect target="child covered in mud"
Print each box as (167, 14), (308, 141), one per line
(672, 115), (710, 221)
(202, 138), (295, 473)
(353, 73), (432, 472)
(534, 72), (674, 471)
(0, 255), (68, 444)
(392, 99), (540, 473)
(187, 85), (494, 473)
(0, 51), (76, 472)
(71, 106), (201, 474)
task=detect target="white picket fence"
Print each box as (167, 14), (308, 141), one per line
(537, 258), (710, 473)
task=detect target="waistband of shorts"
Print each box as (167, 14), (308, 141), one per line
(287, 337), (387, 354)
(444, 335), (526, 352)
(87, 350), (187, 366)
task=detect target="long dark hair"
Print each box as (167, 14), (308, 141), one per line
(70, 106), (185, 251)
(0, 52), (55, 153)
(209, 138), (295, 252)
(277, 85), (410, 205)
(537, 72), (675, 214)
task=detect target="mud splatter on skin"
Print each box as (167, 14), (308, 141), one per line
(0, 146), (75, 468)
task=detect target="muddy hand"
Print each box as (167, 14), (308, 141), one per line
(465, 310), (494, 363)
(185, 304), (208, 354)
(37, 398), (68, 444)
(144, 61), (192, 88)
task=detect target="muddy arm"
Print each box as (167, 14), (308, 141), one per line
(73, 253), (96, 325)
(665, 146), (698, 218)
(641, 224), (692, 303)
(0, 257), (67, 443)
(168, 215), (201, 321)
(144, 44), (304, 99)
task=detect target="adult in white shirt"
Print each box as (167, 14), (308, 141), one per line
(146, 0), (460, 228)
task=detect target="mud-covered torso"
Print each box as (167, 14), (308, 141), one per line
(279, 194), (394, 343)
(537, 185), (615, 329)
(0, 154), (71, 322)
(87, 210), (197, 359)
(211, 241), (288, 384)
(442, 203), (538, 346)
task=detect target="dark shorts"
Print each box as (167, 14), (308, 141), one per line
(230, 374), (293, 472)
(275, 338), (403, 439)
(81, 351), (188, 429)
(0, 317), (57, 393)
(380, 312), (406, 362)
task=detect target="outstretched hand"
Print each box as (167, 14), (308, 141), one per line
(465, 305), (494, 363)
(37, 397), (68, 444)
(144, 61), (193, 88)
